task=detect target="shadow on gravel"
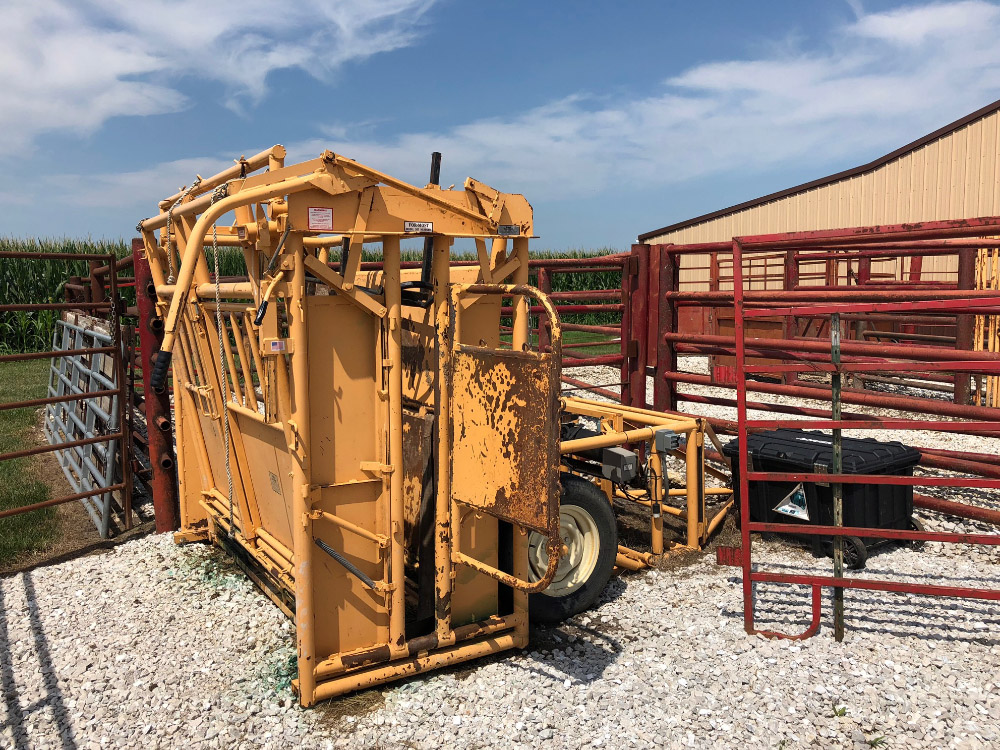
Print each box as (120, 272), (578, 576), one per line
(721, 571), (1000, 645)
(514, 576), (628, 686)
(0, 572), (76, 749)
(520, 620), (624, 686)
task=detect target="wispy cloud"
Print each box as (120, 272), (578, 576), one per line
(0, 0), (433, 149)
(12, 1), (1000, 241)
(299, 0), (1000, 198)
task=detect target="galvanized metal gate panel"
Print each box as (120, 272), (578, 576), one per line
(43, 317), (123, 537)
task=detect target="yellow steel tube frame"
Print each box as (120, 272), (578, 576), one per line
(559, 396), (721, 565)
(142, 147), (566, 707)
(141, 146), (724, 706)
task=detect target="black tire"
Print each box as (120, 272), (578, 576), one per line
(842, 535), (868, 570)
(907, 516), (925, 549)
(529, 474), (618, 625)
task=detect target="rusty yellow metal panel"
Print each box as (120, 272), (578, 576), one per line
(401, 410), (433, 556)
(450, 348), (560, 535)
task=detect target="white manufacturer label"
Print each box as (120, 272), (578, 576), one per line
(269, 340), (287, 353)
(773, 483), (809, 521)
(307, 207), (334, 231)
(497, 224), (520, 236)
(404, 221), (433, 233)
(237, 226), (247, 240)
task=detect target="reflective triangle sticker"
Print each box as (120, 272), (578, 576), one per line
(773, 483), (809, 520)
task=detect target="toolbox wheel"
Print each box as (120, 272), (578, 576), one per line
(527, 474), (617, 624)
(841, 535), (868, 570)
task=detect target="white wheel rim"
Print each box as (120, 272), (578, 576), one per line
(527, 504), (600, 597)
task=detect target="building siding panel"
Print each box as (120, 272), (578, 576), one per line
(645, 113), (1000, 290)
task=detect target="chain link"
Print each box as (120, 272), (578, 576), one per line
(210, 184), (236, 538)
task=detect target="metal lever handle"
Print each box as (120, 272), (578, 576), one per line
(314, 537), (377, 590)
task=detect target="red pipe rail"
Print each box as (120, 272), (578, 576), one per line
(132, 238), (180, 532)
(706, 217), (1000, 642)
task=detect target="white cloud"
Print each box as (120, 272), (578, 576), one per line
(0, 0), (433, 149)
(14, 0), (1000, 238)
(292, 0), (1000, 199)
(851, 0), (999, 44)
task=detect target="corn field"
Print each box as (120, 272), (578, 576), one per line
(0, 238), (622, 354)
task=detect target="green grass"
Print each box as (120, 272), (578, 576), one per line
(500, 329), (621, 356)
(560, 330), (621, 357)
(0, 359), (59, 563)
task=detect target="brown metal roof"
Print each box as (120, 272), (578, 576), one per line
(637, 97), (1000, 242)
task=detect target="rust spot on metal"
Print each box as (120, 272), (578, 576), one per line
(449, 347), (560, 535)
(340, 645), (391, 670)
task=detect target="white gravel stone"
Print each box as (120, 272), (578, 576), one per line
(1, 360), (997, 747)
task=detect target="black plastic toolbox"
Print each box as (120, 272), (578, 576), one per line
(723, 429), (921, 566)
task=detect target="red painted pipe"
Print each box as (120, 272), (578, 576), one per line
(664, 289), (1000, 303)
(562, 323), (619, 334)
(500, 303), (622, 315)
(133, 239), (180, 533)
(675, 390), (871, 421)
(918, 447), (1000, 467)
(547, 289), (621, 300)
(561, 339), (620, 350)
(671, 341), (920, 368)
(561, 375), (621, 402)
(914, 493), (1000, 526)
(661, 370), (1000, 424)
(916, 453), (1000, 479)
(663, 332), (1000, 363)
(561, 353), (624, 366)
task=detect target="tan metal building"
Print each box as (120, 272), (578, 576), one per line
(639, 99), (1000, 289)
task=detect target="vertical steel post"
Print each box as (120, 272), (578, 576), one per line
(629, 244), (650, 411)
(649, 439), (663, 555)
(288, 236), (316, 705)
(831, 311), (844, 642)
(620, 251), (633, 406)
(732, 239), (754, 634)
(433, 235), (454, 644)
(537, 267), (552, 352)
(132, 239), (179, 532)
(107, 253), (134, 531)
(783, 250), (800, 385)
(383, 236), (407, 657)
(956, 247), (977, 405)
(511, 236), (532, 647)
(854, 258), (872, 347)
(647, 244), (660, 370)
(88, 260), (105, 305)
(419, 152), (443, 290)
(654, 248), (678, 413)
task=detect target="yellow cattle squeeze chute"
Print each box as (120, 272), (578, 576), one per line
(137, 146), (714, 706)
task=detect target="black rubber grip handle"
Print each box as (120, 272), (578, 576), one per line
(253, 299), (268, 327)
(150, 350), (172, 393)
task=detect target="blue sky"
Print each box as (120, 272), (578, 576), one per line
(2, 0), (1000, 249)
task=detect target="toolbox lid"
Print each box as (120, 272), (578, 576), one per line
(722, 429), (921, 474)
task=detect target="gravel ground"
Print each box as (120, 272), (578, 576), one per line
(2, 362), (999, 749)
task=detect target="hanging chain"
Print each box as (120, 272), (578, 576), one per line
(210, 184), (236, 537)
(165, 178), (202, 284)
